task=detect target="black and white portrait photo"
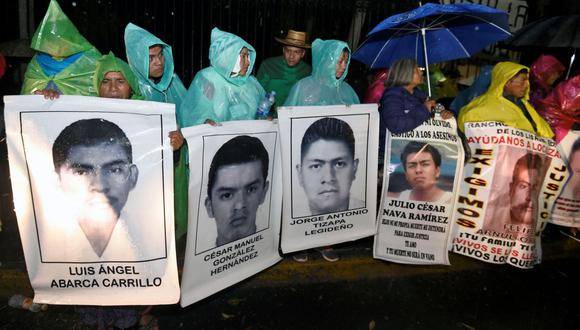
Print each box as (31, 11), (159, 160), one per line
(291, 116), (368, 218)
(195, 133), (277, 253)
(21, 112), (168, 263)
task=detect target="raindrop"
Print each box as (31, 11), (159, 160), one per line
(71, 1), (76, 6)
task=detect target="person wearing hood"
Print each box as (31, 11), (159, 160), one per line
(124, 23), (186, 119)
(529, 54), (566, 109)
(180, 28), (265, 126)
(458, 61), (554, 139)
(284, 39), (359, 106)
(21, 0), (101, 97)
(125, 23), (189, 240)
(450, 65), (493, 116)
(94, 52), (143, 100)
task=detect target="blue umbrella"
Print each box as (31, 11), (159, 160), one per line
(352, 3), (511, 96)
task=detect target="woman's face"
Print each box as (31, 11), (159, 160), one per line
(410, 65), (424, 87)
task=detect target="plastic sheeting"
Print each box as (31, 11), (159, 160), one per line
(179, 28), (265, 127)
(530, 54), (566, 108)
(458, 62), (554, 138)
(284, 39), (359, 106)
(94, 52), (143, 100)
(21, 0), (101, 96)
(537, 75), (580, 143)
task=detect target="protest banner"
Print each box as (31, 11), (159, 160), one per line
(374, 115), (463, 265)
(180, 120), (282, 307)
(451, 121), (562, 268)
(4, 95), (179, 305)
(277, 104), (379, 253)
(548, 131), (580, 227)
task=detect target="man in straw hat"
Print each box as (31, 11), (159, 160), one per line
(257, 29), (312, 116)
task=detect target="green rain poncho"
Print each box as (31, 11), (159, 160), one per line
(94, 52), (143, 100)
(21, 0), (101, 96)
(124, 23), (186, 123)
(180, 27), (266, 127)
(257, 56), (311, 110)
(284, 39), (359, 106)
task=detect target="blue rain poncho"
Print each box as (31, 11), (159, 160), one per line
(124, 23), (186, 125)
(449, 65), (493, 116)
(180, 28), (265, 127)
(21, 0), (101, 96)
(284, 39), (360, 106)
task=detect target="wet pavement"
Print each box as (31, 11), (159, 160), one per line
(1, 233), (580, 329)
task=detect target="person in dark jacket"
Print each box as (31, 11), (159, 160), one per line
(378, 58), (452, 160)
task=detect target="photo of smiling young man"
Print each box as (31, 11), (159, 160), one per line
(293, 117), (366, 217)
(203, 135), (271, 248)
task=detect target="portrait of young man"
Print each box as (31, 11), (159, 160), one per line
(294, 117), (364, 217)
(51, 118), (140, 259)
(392, 141), (453, 203)
(204, 135), (271, 248)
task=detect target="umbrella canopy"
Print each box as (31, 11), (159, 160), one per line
(507, 15), (580, 79)
(352, 3), (511, 95)
(508, 15), (580, 48)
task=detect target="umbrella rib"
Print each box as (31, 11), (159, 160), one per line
(369, 37), (394, 68)
(443, 27), (471, 57)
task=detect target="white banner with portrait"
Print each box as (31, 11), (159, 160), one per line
(277, 104), (379, 253)
(180, 120), (282, 307)
(548, 130), (580, 227)
(451, 121), (561, 268)
(374, 116), (464, 265)
(4, 95), (180, 305)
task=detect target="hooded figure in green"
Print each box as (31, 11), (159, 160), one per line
(21, 0), (101, 96)
(284, 39), (359, 106)
(180, 28), (265, 127)
(124, 23), (186, 123)
(94, 52), (143, 100)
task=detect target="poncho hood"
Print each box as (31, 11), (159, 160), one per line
(311, 39), (351, 86)
(94, 52), (143, 99)
(209, 27), (256, 87)
(31, 0), (94, 57)
(124, 23), (175, 93)
(488, 61), (531, 100)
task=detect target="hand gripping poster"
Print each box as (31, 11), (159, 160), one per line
(180, 120), (282, 307)
(374, 115), (464, 265)
(4, 95), (180, 305)
(451, 122), (561, 269)
(548, 131), (580, 227)
(277, 104), (379, 253)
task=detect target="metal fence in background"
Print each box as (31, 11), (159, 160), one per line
(27, 0), (427, 83)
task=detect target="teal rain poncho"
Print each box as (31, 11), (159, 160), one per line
(125, 23), (189, 240)
(284, 39), (359, 106)
(124, 23), (186, 124)
(94, 52), (143, 100)
(179, 27), (265, 127)
(21, 0), (101, 96)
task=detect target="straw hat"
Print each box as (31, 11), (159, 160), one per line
(275, 30), (311, 49)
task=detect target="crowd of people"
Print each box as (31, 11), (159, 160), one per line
(5, 0), (580, 328)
